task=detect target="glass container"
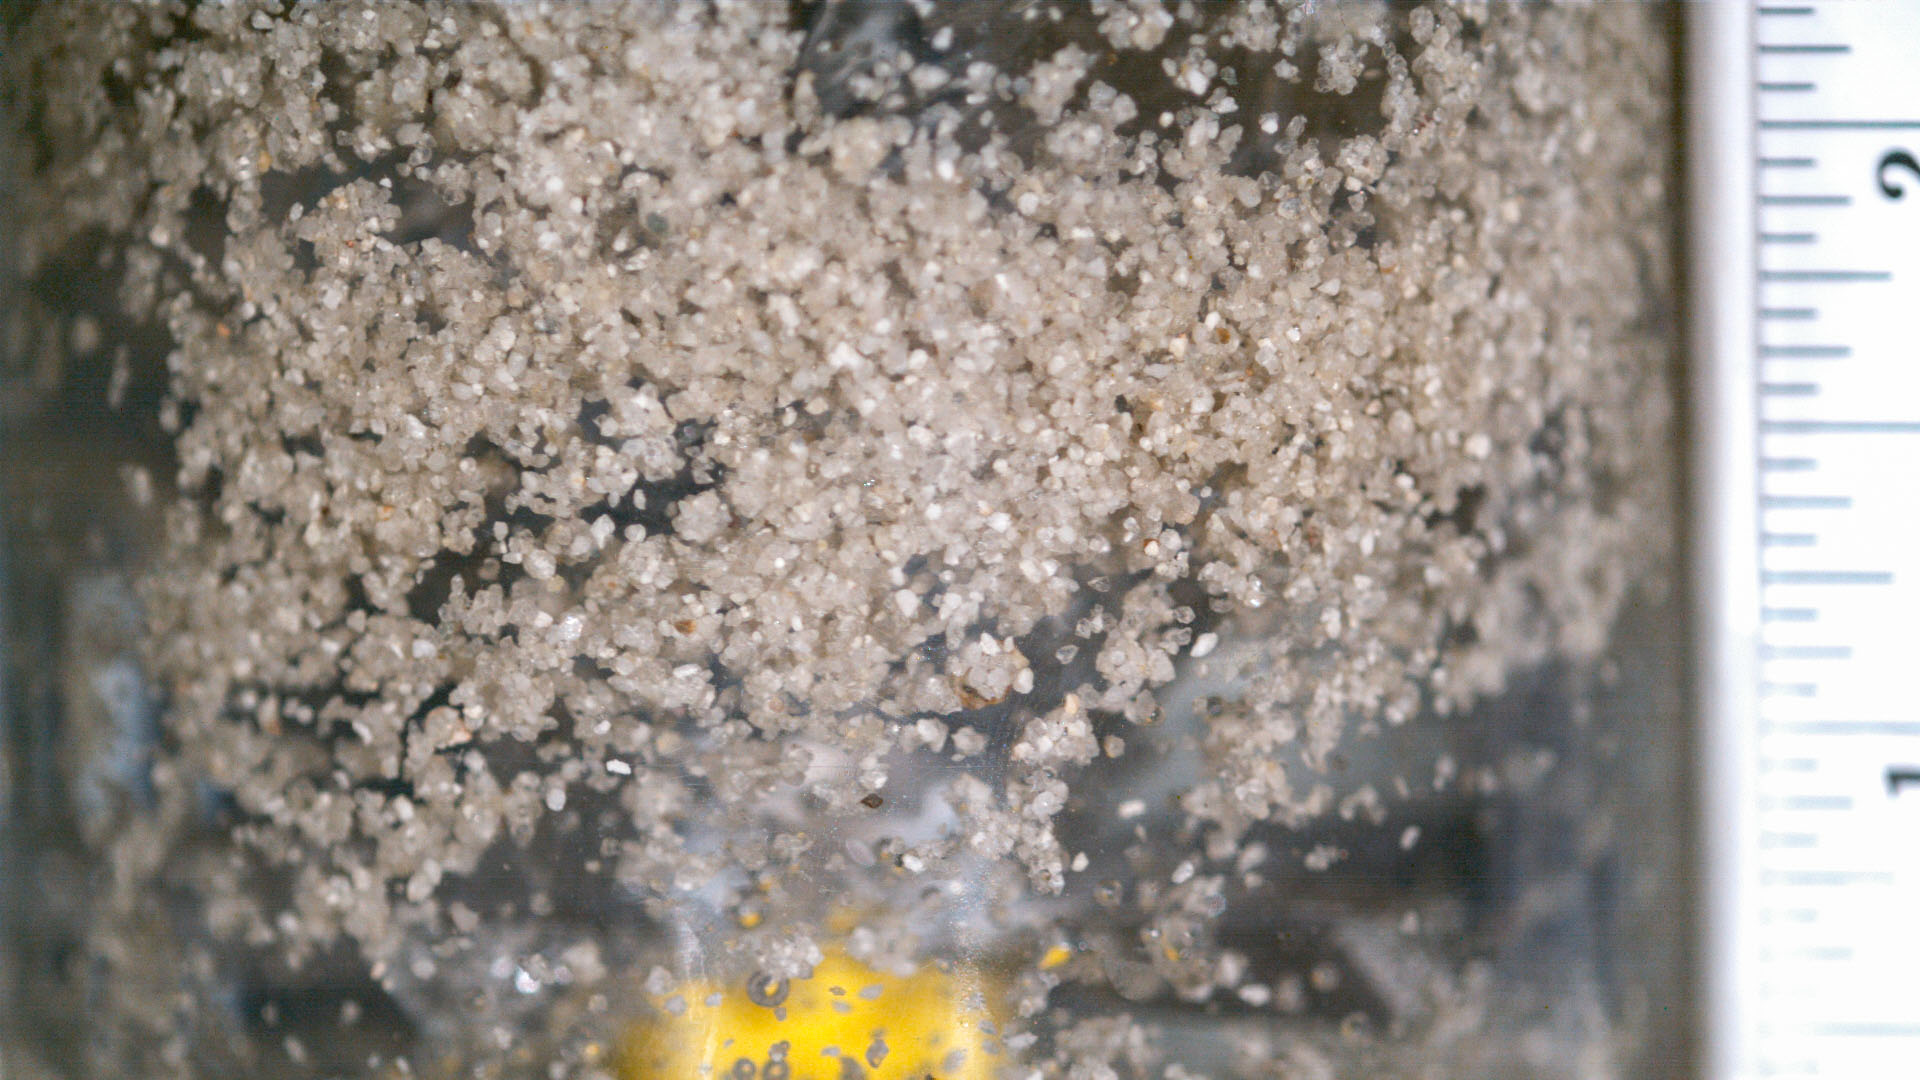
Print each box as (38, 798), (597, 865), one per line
(1, 3), (1689, 1078)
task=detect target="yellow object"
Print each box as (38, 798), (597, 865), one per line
(618, 948), (1006, 1080)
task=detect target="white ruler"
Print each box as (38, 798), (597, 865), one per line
(1693, 3), (1920, 1078)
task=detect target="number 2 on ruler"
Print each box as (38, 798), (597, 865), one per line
(1878, 149), (1920, 199)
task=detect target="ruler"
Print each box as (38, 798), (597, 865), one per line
(1693, 3), (1920, 1078)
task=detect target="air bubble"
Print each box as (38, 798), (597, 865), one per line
(745, 971), (790, 1008)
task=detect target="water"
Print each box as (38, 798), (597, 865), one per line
(1, 3), (1689, 1077)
